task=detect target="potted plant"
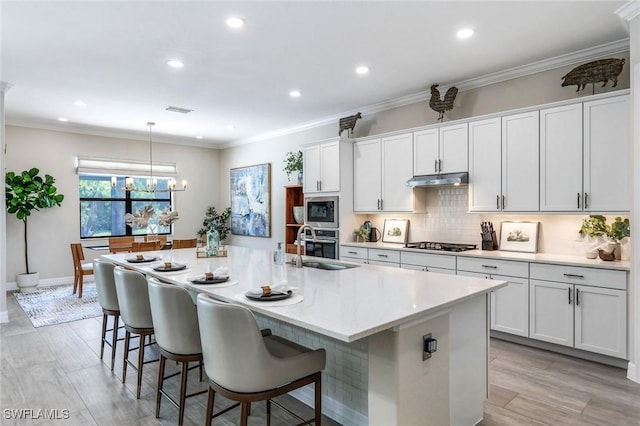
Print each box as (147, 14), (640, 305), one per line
(353, 225), (370, 243)
(5, 168), (65, 291)
(606, 217), (630, 260)
(578, 215), (608, 259)
(283, 150), (303, 184)
(197, 206), (231, 243)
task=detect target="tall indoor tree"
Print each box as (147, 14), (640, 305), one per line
(5, 168), (64, 289)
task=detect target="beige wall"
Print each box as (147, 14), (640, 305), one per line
(5, 126), (219, 281)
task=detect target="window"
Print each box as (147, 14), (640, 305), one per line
(79, 174), (173, 238)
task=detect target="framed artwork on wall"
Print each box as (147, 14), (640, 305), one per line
(230, 163), (271, 237)
(499, 221), (539, 253)
(382, 219), (410, 244)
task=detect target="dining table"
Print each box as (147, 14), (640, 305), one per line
(101, 245), (506, 426)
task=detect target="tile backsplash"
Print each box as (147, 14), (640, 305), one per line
(361, 186), (629, 257)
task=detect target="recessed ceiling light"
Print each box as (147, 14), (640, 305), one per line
(167, 60), (184, 68)
(57, 117), (68, 122)
(289, 90), (301, 98)
(356, 65), (370, 75)
(457, 28), (474, 39)
(226, 17), (245, 28)
(196, 135), (203, 139)
(74, 100), (86, 107)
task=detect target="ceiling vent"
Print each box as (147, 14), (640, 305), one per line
(165, 105), (194, 114)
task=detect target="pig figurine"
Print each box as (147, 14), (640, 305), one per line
(561, 58), (625, 92)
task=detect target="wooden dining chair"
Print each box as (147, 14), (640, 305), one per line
(109, 236), (134, 253)
(70, 243), (93, 298)
(131, 241), (160, 252)
(172, 238), (197, 249)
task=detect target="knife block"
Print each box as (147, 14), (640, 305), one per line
(481, 231), (498, 251)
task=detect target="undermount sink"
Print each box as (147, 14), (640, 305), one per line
(301, 261), (359, 270)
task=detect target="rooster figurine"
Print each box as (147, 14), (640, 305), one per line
(429, 84), (458, 122)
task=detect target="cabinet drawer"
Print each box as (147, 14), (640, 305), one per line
(401, 252), (456, 270)
(530, 263), (627, 290)
(457, 256), (528, 278)
(369, 248), (401, 263)
(339, 246), (367, 260)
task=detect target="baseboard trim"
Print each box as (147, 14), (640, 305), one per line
(289, 387), (368, 426)
(491, 331), (629, 369)
(627, 362), (638, 384)
(5, 275), (95, 292)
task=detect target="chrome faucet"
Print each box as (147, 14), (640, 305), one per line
(295, 224), (317, 267)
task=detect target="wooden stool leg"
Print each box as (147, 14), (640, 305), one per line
(205, 387), (215, 426)
(240, 402), (249, 426)
(315, 376), (322, 425)
(110, 315), (119, 371)
(199, 360), (203, 382)
(178, 361), (189, 425)
(122, 331), (130, 383)
(100, 313), (107, 360)
(136, 334), (146, 399)
(156, 354), (166, 418)
(266, 400), (271, 426)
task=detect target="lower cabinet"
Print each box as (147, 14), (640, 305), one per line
(529, 263), (627, 359)
(457, 257), (529, 337)
(339, 245), (368, 264)
(400, 251), (456, 275)
(368, 248), (400, 268)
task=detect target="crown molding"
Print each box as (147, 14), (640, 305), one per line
(227, 39), (630, 148)
(616, 1), (640, 21)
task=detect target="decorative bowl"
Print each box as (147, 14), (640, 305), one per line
(293, 206), (304, 224)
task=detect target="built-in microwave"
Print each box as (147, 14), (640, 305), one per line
(304, 196), (338, 228)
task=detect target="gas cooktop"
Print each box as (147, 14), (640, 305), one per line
(404, 242), (477, 252)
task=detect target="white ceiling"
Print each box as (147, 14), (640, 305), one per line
(0, 1), (630, 148)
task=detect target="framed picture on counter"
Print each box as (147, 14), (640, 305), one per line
(382, 219), (409, 244)
(499, 221), (539, 253)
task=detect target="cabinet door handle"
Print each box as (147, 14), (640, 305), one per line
(438, 159), (442, 172)
(319, 181), (322, 191)
(380, 199), (383, 210)
(435, 160), (438, 173)
(316, 181), (319, 191)
(424, 267), (429, 272)
(501, 195), (505, 210)
(347, 251), (357, 255)
(576, 288), (580, 306)
(568, 287), (572, 305)
(496, 195), (500, 210)
(377, 254), (388, 258)
(577, 192), (581, 209)
(563, 273), (584, 279)
(584, 193), (588, 209)
(482, 265), (497, 269)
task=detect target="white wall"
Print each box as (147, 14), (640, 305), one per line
(4, 126), (220, 281)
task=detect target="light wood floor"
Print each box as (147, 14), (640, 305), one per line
(2, 292), (640, 425)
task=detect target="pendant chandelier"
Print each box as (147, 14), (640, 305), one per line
(110, 122), (187, 193)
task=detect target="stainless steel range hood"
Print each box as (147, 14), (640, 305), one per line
(406, 172), (469, 187)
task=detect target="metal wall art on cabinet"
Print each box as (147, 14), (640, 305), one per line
(230, 163), (271, 237)
(499, 221), (539, 253)
(561, 58), (625, 94)
(339, 112), (362, 136)
(429, 84), (458, 122)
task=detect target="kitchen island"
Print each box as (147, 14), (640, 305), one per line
(103, 246), (506, 426)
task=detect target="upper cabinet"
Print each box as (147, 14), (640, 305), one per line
(414, 123), (468, 175)
(354, 133), (414, 212)
(468, 118), (502, 211)
(540, 94), (630, 212)
(303, 139), (341, 193)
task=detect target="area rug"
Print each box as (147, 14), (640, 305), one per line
(13, 283), (101, 328)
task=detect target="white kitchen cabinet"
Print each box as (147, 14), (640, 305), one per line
(413, 123), (468, 175)
(529, 263), (627, 359)
(540, 94), (630, 212)
(368, 248), (401, 267)
(339, 245), (368, 264)
(468, 118), (502, 211)
(583, 95), (630, 212)
(400, 251), (456, 274)
(501, 111), (539, 211)
(354, 133), (414, 212)
(468, 112), (538, 212)
(457, 257), (529, 337)
(540, 103), (583, 211)
(303, 139), (341, 193)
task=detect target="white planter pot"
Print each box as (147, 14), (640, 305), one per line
(16, 272), (39, 292)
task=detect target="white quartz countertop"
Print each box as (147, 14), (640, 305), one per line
(340, 242), (630, 271)
(102, 246), (506, 343)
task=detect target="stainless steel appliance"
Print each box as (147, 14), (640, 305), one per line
(304, 196), (338, 228)
(404, 241), (477, 252)
(303, 229), (339, 259)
